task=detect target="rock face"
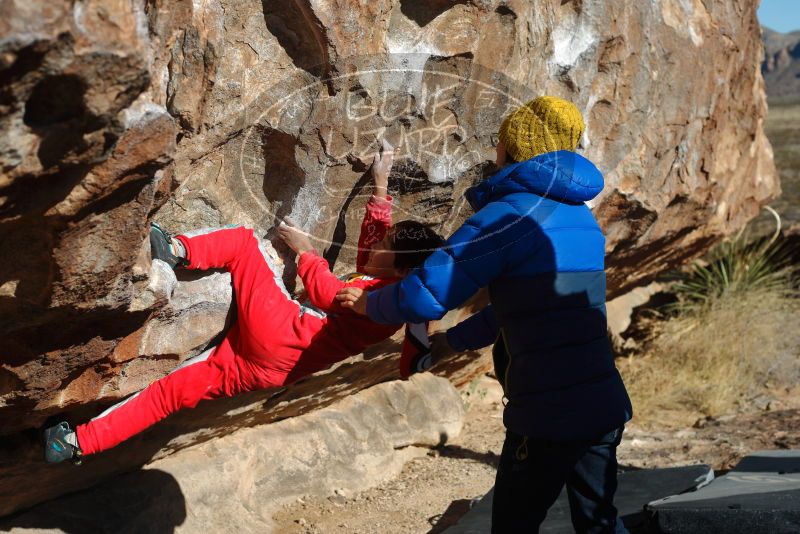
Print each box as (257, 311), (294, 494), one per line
(762, 26), (800, 99)
(0, 0), (776, 517)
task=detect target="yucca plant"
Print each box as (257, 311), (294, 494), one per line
(621, 208), (800, 424)
(671, 207), (797, 312)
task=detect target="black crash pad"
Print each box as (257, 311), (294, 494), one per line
(443, 464), (713, 533)
(541, 465), (713, 533)
(647, 450), (800, 534)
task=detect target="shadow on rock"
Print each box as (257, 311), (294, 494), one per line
(399, 0), (470, 27)
(0, 468), (186, 533)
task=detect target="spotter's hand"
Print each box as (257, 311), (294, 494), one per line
(335, 286), (368, 315)
(278, 218), (315, 255)
(429, 332), (457, 364)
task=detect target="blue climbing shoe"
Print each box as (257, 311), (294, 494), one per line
(150, 222), (186, 269)
(43, 421), (82, 465)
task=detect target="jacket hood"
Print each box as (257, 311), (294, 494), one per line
(466, 150), (604, 210)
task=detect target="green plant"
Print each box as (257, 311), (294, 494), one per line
(620, 208), (800, 426)
(671, 207), (796, 312)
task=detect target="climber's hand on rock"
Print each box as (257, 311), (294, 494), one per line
(278, 218), (315, 255)
(371, 139), (397, 197)
(336, 286), (368, 315)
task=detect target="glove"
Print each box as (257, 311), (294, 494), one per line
(398, 322), (433, 379)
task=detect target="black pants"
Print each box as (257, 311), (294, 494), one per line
(491, 427), (628, 534)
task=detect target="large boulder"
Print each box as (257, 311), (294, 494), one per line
(0, 0), (776, 516)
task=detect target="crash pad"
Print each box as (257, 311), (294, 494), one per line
(443, 464), (713, 533)
(647, 450), (800, 534)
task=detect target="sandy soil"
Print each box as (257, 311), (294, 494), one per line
(272, 376), (505, 534)
(272, 376), (800, 533)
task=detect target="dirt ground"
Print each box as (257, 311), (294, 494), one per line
(272, 376), (505, 534)
(271, 376), (800, 534)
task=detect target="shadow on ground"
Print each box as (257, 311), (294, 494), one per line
(427, 498), (473, 534)
(437, 444), (499, 468)
(0, 469), (186, 533)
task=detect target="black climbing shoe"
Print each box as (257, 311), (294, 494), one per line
(43, 421), (82, 465)
(150, 222), (186, 269)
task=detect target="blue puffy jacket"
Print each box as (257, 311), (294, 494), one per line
(367, 150), (632, 441)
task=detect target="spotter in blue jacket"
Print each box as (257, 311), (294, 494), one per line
(367, 150), (633, 441)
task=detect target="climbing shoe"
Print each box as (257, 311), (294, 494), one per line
(43, 421), (83, 465)
(150, 222), (187, 269)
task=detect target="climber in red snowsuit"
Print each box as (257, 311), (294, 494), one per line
(43, 142), (444, 463)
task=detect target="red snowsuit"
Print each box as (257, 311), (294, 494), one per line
(77, 195), (404, 455)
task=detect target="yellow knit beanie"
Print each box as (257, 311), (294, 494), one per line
(498, 96), (585, 162)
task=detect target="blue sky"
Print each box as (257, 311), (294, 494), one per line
(758, 0), (800, 33)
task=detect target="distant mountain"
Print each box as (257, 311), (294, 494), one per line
(762, 26), (800, 99)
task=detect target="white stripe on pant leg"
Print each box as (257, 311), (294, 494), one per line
(90, 346), (217, 422)
(180, 225), (242, 238)
(255, 238), (293, 300)
(182, 225), (326, 320)
(254, 233), (327, 320)
(182, 224), (283, 290)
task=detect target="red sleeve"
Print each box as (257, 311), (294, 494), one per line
(356, 194), (393, 272)
(297, 250), (397, 313)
